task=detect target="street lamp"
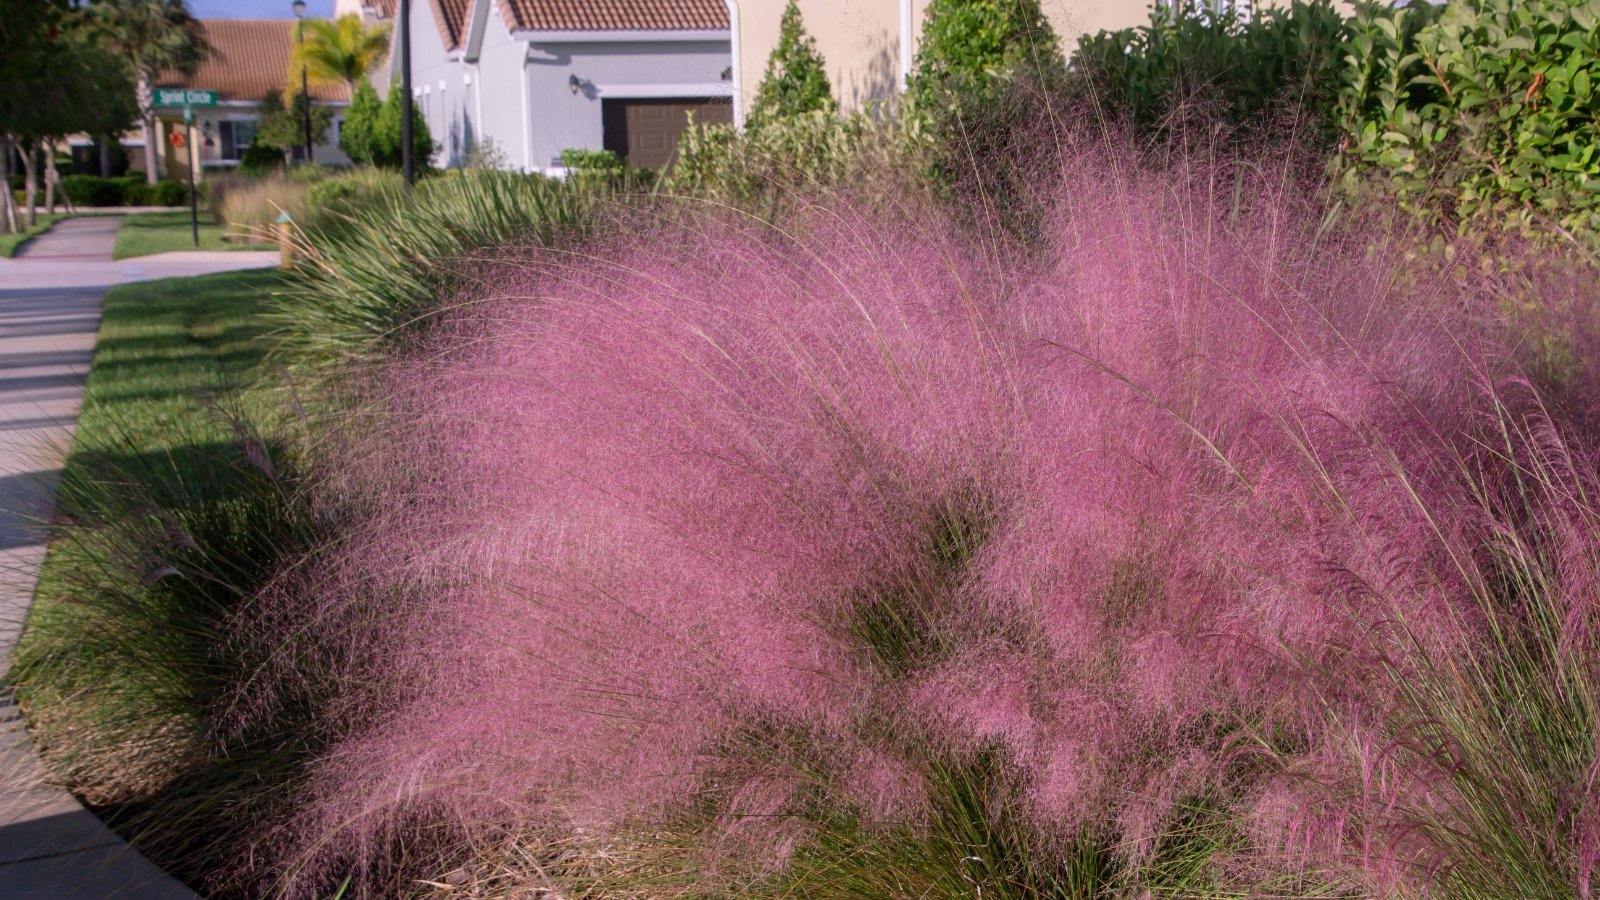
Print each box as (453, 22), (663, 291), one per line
(293, 0), (313, 165)
(400, 0), (413, 188)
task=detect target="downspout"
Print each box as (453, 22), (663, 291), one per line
(723, 0), (743, 128)
(900, 0), (913, 89)
(521, 45), (533, 171)
(472, 62), (485, 160)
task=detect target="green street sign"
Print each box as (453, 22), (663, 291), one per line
(154, 89), (218, 107)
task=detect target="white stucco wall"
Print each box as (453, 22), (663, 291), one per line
(382, 0), (732, 173)
(153, 103), (351, 181)
(399, 0), (458, 169)
(736, 0), (900, 115)
(733, 0), (1163, 114)
(473, 0), (535, 170)
(524, 40), (731, 172)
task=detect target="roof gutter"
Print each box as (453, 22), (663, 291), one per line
(513, 28), (731, 43)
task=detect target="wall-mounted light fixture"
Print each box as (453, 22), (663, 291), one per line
(568, 74), (581, 95)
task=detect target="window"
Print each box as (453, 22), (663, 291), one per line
(218, 119), (258, 161)
(1158, 0), (1249, 18)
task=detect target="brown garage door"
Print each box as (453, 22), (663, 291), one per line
(601, 97), (733, 169)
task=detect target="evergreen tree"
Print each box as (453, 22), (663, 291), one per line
(746, 0), (834, 131)
(372, 79), (434, 170)
(340, 76), (381, 164)
(907, 0), (1068, 235)
(907, 0), (1064, 114)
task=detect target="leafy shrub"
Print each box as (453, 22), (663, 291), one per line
(667, 108), (895, 212)
(61, 173), (126, 206)
(370, 80), (435, 171)
(58, 174), (189, 207)
(121, 180), (153, 206)
(238, 139), (286, 177)
(464, 136), (508, 170)
(746, 0), (835, 132)
(904, 0), (1068, 236)
(558, 147), (625, 189)
(304, 167), (401, 219)
(1074, 0), (1348, 139)
(1334, 0), (1599, 239)
(557, 147), (621, 173)
(118, 180), (187, 207)
(340, 77), (381, 165)
(254, 88), (333, 159)
(906, 0), (1066, 142)
(908, 0), (1064, 103)
(149, 180), (188, 207)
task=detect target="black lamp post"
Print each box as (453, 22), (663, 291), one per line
(293, 0), (313, 165)
(400, 0), (413, 189)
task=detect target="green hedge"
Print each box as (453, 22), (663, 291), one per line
(61, 174), (190, 207)
(1075, 0), (1348, 138)
(1335, 0), (1600, 238)
(1073, 0), (1600, 242)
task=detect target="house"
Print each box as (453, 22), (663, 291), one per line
(128, 18), (353, 181)
(731, 1), (1361, 118)
(341, 0), (735, 173)
(327, 0), (1321, 176)
(730, 0), (1175, 117)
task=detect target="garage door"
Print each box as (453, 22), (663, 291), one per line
(601, 98), (734, 169)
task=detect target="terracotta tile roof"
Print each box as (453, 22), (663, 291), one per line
(156, 20), (350, 104)
(500, 0), (730, 32)
(367, 0), (465, 52)
(431, 0), (469, 49)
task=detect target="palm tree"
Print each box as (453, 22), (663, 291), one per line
(291, 14), (391, 91)
(93, 0), (208, 184)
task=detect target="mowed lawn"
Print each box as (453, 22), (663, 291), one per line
(112, 210), (274, 260)
(14, 268), (290, 728)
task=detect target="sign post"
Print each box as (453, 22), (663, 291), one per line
(154, 90), (218, 248)
(184, 107), (197, 248)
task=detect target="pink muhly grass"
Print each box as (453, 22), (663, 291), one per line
(248, 142), (1600, 897)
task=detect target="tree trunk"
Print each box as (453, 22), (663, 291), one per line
(44, 141), (57, 214)
(139, 74), (160, 185)
(99, 137), (112, 178)
(19, 139), (38, 228)
(0, 135), (15, 235)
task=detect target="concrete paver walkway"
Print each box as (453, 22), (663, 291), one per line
(12, 217), (123, 262)
(0, 216), (277, 898)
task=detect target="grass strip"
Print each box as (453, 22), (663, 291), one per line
(9, 268), (318, 890)
(0, 214), (67, 257)
(112, 210), (273, 260)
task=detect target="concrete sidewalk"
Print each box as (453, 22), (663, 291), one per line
(0, 216), (276, 898)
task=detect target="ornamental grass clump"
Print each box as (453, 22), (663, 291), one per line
(239, 141), (1600, 898)
(271, 167), (594, 371)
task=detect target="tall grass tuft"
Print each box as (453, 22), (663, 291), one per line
(209, 169), (318, 237)
(270, 168), (595, 370)
(4, 272), (340, 894)
(213, 135), (1600, 898)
